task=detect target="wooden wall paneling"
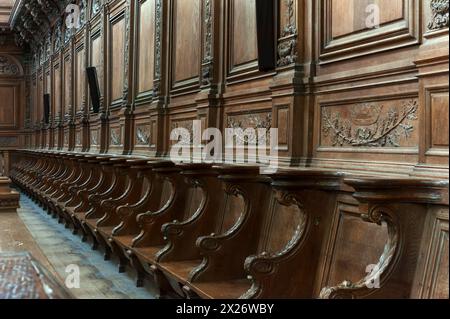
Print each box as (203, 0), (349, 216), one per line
(143, 0), (171, 157)
(132, 0), (156, 155)
(412, 206), (449, 299)
(314, 194), (388, 296)
(193, 0), (225, 157)
(413, 23), (449, 178)
(317, 0), (420, 64)
(62, 37), (75, 151)
(87, 10), (105, 153)
(312, 78), (421, 176)
(44, 65), (51, 149)
(52, 53), (62, 150)
(74, 26), (88, 152)
(170, 0), (202, 95)
(105, 0), (132, 155)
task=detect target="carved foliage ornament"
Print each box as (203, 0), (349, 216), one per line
(428, 0), (449, 30)
(202, 0), (213, 86)
(110, 128), (122, 146)
(92, 0), (102, 16)
(322, 100), (418, 148)
(153, 0), (163, 96)
(136, 125), (151, 146)
(277, 0), (298, 67)
(0, 56), (20, 76)
(227, 113), (272, 146)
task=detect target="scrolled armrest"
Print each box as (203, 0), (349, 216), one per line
(116, 204), (133, 218)
(161, 221), (183, 239)
(100, 198), (116, 210)
(244, 253), (275, 277)
(136, 211), (157, 226)
(196, 234), (222, 252)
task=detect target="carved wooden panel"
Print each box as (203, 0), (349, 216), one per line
(90, 31), (103, 97)
(258, 199), (305, 255)
(330, 0), (404, 38)
(273, 104), (290, 151)
(90, 128), (99, 148)
(228, 0), (258, 78)
(319, 0), (420, 62)
(110, 125), (123, 147)
(75, 46), (86, 113)
(136, 0), (155, 95)
(110, 14), (126, 103)
(63, 56), (71, 115)
(0, 85), (18, 128)
(217, 193), (245, 234)
(53, 63), (61, 119)
(226, 110), (272, 148)
(418, 209), (449, 299)
(171, 0), (201, 91)
(426, 88), (449, 154)
(135, 123), (151, 147)
(317, 198), (388, 294)
(320, 98), (419, 149)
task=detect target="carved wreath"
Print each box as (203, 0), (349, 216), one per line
(322, 100), (418, 148)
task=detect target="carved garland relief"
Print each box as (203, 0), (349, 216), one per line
(227, 112), (272, 146)
(321, 100), (419, 148)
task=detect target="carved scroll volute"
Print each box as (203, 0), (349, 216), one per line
(156, 176), (208, 261)
(320, 205), (400, 299)
(242, 190), (307, 299)
(195, 183), (248, 253)
(188, 183), (249, 282)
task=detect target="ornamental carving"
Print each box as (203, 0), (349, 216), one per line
(110, 127), (122, 146)
(0, 56), (20, 76)
(277, 0), (298, 67)
(227, 112), (272, 145)
(92, 0), (102, 16)
(201, 0), (213, 86)
(428, 0), (449, 30)
(153, 0), (163, 96)
(171, 120), (194, 145)
(322, 100), (418, 148)
(136, 125), (151, 146)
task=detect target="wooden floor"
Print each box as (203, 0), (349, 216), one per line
(0, 194), (157, 299)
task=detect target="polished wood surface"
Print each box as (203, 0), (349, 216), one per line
(9, 150), (449, 299)
(2, 0), (449, 300)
